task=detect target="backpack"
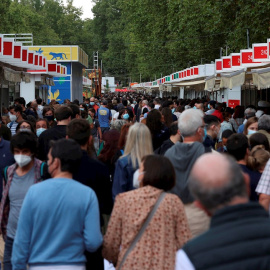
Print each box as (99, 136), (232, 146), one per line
(3, 162), (47, 185)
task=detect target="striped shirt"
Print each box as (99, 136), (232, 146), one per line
(7, 122), (18, 136)
(256, 159), (270, 195)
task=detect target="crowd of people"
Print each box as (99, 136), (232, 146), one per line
(0, 94), (270, 269)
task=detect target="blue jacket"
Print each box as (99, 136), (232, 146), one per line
(12, 178), (103, 270)
(112, 155), (137, 200)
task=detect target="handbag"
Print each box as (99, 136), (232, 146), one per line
(117, 192), (166, 270)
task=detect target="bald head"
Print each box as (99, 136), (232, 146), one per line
(189, 153), (248, 213)
(191, 153), (230, 189)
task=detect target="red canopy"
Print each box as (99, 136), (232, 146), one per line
(115, 88), (135, 92)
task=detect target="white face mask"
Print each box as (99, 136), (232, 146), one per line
(9, 114), (17, 122)
(133, 169), (140, 188)
(133, 169), (144, 189)
(14, 154), (32, 168)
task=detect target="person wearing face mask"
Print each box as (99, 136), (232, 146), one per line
(97, 100), (112, 134)
(120, 109), (131, 122)
(243, 116), (258, 136)
(42, 106), (56, 128)
(7, 105), (24, 136)
(89, 97), (99, 112)
(205, 100), (216, 115)
(35, 119), (48, 137)
(217, 129), (234, 153)
(0, 131), (48, 270)
(85, 98), (90, 107)
(38, 106), (72, 161)
(203, 115), (221, 150)
(12, 139), (102, 270)
(164, 109), (212, 238)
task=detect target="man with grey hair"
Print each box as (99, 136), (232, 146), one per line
(175, 153), (270, 270)
(237, 107), (256, 133)
(165, 109), (210, 237)
(257, 114), (270, 146)
(141, 100), (149, 115)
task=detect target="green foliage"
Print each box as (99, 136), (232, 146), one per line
(90, 0), (270, 84)
(2, 0), (270, 85)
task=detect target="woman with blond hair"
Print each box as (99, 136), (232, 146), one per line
(112, 123), (153, 200)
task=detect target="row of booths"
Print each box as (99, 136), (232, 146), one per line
(0, 34), (89, 113)
(132, 39), (270, 108)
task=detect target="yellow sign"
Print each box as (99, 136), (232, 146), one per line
(48, 89), (61, 102)
(28, 46), (88, 68)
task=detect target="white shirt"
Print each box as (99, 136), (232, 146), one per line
(113, 112), (119, 120)
(175, 250), (195, 270)
(111, 109), (117, 118)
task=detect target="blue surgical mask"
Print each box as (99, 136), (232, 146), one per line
(193, 106), (197, 109)
(207, 104), (211, 109)
(248, 129), (257, 135)
(86, 104), (89, 107)
(123, 113), (129, 120)
(36, 128), (46, 137)
(90, 102), (95, 106)
(171, 108), (175, 113)
(223, 145), (227, 151)
(79, 108), (84, 111)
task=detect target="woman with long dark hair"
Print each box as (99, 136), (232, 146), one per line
(146, 109), (170, 150)
(229, 105), (244, 132)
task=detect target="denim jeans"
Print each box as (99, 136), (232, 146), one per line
(3, 236), (14, 270)
(101, 127), (110, 134)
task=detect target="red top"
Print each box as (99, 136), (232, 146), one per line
(212, 110), (224, 123)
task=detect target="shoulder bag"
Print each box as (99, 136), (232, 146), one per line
(117, 192), (166, 270)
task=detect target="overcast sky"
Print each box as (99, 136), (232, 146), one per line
(63, 0), (95, 19)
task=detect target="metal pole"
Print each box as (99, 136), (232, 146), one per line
(220, 48), (223, 58)
(247, 28), (250, 49)
(140, 73), (141, 83)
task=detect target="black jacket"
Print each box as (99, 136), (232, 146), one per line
(183, 202), (270, 270)
(73, 150), (113, 216)
(154, 139), (174, 155)
(38, 125), (67, 160)
(73, 150), (112, 270)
